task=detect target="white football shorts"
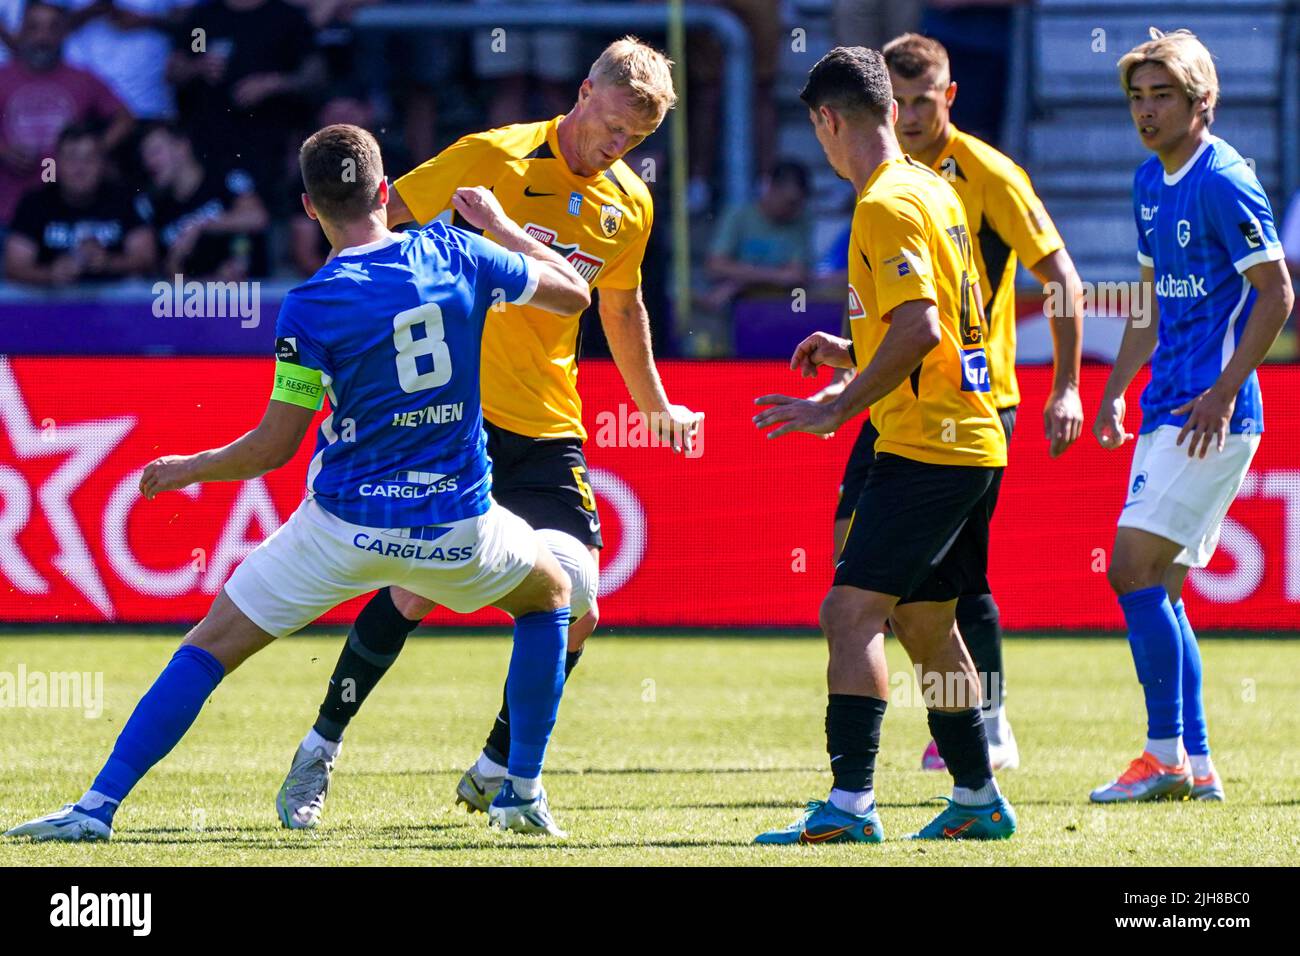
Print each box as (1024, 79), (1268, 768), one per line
(1117, 424), (1260, 568)
(225, 497), (539, 637)
(537, 527), (598, 621)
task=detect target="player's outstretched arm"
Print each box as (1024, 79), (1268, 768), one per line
(755, 299), (940, 439)
(598, 284), (703, 455)
(139, 400), (317, 499)
(1094, 266), (1159, 449)
(1029, 248), (1085, 457)
(450, 186), (590, 315)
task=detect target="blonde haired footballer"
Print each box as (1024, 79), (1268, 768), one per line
(1090, 28), (1291, 803)
(753, 47), (1016, 844)
(274, 37), (705, 829)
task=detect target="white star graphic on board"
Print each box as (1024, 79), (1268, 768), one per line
(0, 356), (135, 618)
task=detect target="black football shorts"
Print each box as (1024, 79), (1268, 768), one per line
(484, 420), (603, 549)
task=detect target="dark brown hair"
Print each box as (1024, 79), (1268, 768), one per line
(299, 124), (384, 223)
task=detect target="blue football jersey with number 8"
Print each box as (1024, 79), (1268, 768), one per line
(273, 221), (537, 528)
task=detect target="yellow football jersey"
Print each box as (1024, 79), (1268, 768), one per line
(847, 156), (1006, 468)
(394, 116), (653, 441)
(927, 127), (1063, 409)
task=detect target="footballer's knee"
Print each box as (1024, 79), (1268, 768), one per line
(1109, 530), (1183, 596)
(185, 589), (275, 672)
(568, 606), (598, 651)
(1107, 555), (1166, 596)
(538, 529), (598, 623)
(819, 588), (888, 647)
(389, 586), (435, 622)
(534, 547), (574, 611)
(493, 547), (570, 618)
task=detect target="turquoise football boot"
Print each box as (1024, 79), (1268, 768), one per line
(754, 799), (884, 845)
(907, 795), (1017, 840)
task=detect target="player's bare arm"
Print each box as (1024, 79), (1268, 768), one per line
(1173, 256), (1293, 458)
(385, 185), (415, 228)
(754, 298), (941, 439)
(1094, 265), (1159, 450)
(139, 399), (317, 499)
(450, 186), (591, 315)
(1028, 248), (1085, 456)
(804, 307), (856, 403)
(598, 284), (704, 454)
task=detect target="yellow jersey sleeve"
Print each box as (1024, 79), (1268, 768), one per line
(597, 196), (652, 291)
(394, 134), (504, 225)
(856, 193), (938, 321)
(981, 164), (1063, 273)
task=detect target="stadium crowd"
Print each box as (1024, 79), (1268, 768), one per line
(0, 0), (1296, 357)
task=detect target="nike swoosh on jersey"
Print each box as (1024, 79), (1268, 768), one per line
(523, 186), (556, 197)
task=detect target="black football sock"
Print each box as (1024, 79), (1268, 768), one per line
(313, 588), (421, 742)
(825, 694), (888, 793)
(956, 592), (1003, 715)
(483, 648), (583, 766)
(927, 707), (994, 794)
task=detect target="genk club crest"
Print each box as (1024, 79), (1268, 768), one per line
(600, 203), (623, 238)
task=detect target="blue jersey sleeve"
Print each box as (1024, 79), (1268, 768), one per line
(1134, 168), (1155, 268)
(447, 225), (539, 312)
(1203, 162), (1284, 274)
(274, 292), (330, 374)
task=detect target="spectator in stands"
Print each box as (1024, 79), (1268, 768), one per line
(685, 160), (813, 356)
(166, 0), (325, 176)
(0, 0), (33, 66)
(136, 121), (268, 280)
(287, 94), (409, 276)
(57, 0), (194, 121)
(702, 159), (813, 311)
(4, 121), (154, 284)
(0, 0), (105, 65)
(472, 0), (583, 128)
(834, 0), (921, 50)
(919, 0), (1022, 146)
(686, 0), (782, 214)
(0, 1), (133, 225)
(343, 0), (461, 164)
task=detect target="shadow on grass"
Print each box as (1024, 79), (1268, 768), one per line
(382, 836), (747, 852)
(351, 766), (827, 778)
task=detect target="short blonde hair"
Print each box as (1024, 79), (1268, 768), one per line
(1118, 28), (1219, 125)
(882, 33), (950, 86)
(589, 35), (677, 116)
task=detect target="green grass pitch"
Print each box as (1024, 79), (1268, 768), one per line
(1, 633), (1297, 866)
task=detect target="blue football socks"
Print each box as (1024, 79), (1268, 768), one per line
(504, 608), (569, 782)
(1118, 586), (1183, 742)
(1172, 598), (1209, 757)
(85, 645), (226, 819)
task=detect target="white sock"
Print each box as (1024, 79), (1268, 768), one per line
(1189, 754), (1216, 778)
(1145, 737), (1183, 767)
(303, 728), (341, 759)
(953, 777), (1001, 806)
(828, 787), (875, 816)
(509, 775), (541, 800)
(475, 751), (508, 780)
(78, 789), (119, 811)
(983, 704), (1009, 747)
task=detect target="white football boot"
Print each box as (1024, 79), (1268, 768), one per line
(5, 803), (112, 842)
(276, 741), (338, 829)
(487, 780), (567, 837)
